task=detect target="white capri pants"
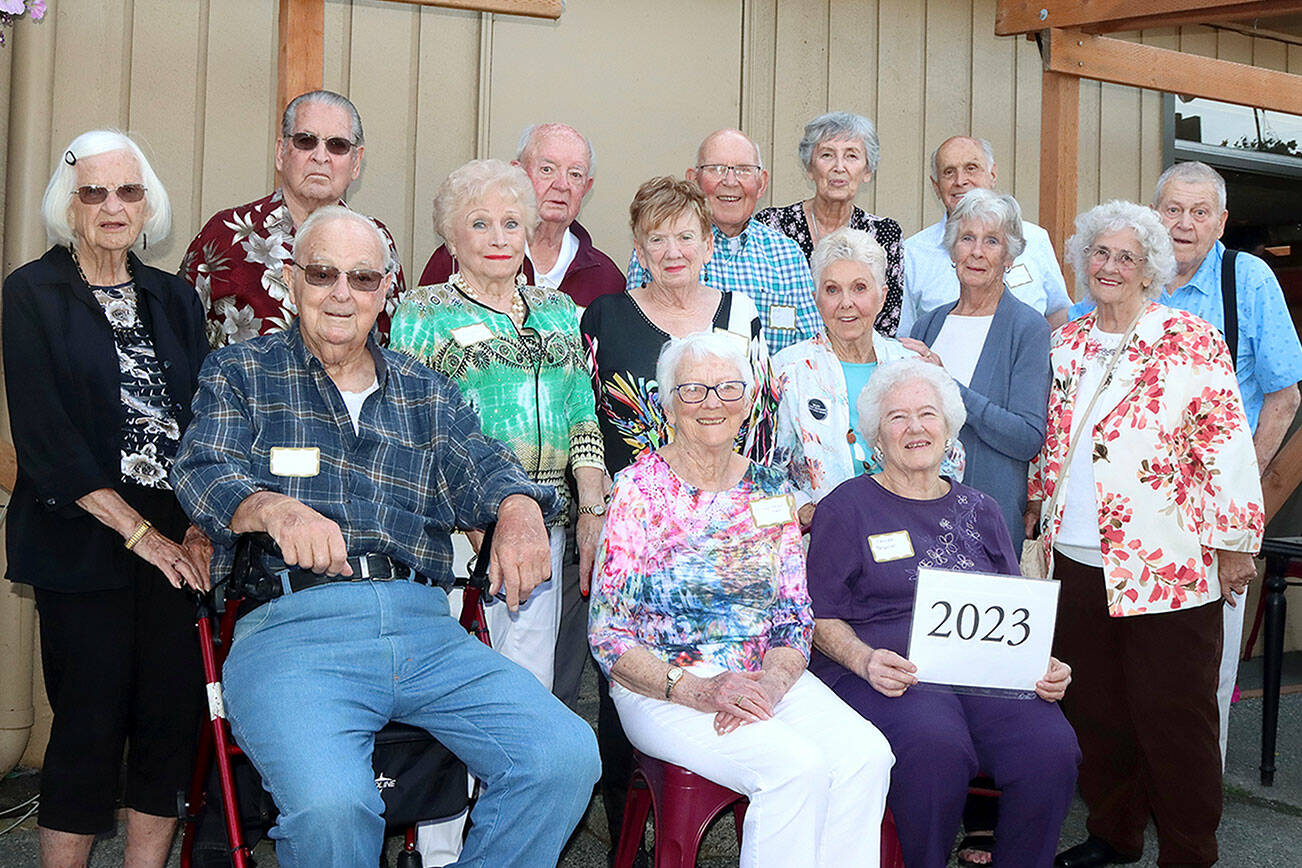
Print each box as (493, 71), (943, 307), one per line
(612, 663), (894, 868)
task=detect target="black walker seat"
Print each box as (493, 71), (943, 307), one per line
(179, 528), (497, 868)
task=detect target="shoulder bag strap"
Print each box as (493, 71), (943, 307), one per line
(1220, 248), (1239, 371)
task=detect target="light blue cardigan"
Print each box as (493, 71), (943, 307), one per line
(911, 290), (1050, 543)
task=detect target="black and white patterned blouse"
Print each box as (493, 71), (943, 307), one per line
(755, 201), (905, 336)
(91, 281), (182, 489)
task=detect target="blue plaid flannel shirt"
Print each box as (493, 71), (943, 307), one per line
(172, 322), (558, 584)
(626, 219), (821, 354)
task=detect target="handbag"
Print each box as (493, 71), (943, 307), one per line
(1022, 314), (1142, 581)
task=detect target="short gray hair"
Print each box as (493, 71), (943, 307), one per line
(857, 358), (966, 449)
(294, 205), (395, 275)
(810, 227), (887, 288)
(1153, 160), (1226, 213)
(433, 158), (540, 245)
(799, 112), (880, 174)
(516, 122), (595, 177)
(41, 130), (172, 249)
(1066, 200), (1176, 303)
(656, 330), (755, 411)
(282, 90), (364, 145)
(929, 136), (995, 182)
(942, 188), (1026, 262)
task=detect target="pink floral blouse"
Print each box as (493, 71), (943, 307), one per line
(1028, 303), (1264, 616)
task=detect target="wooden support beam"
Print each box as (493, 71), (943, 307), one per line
(1263, 427), (1302, 524)
(1038, 69), (1079, 286)
(381, 0), (562, 18)
(1043, 28), (1302, 116)
(996, 1), (1302, 36)
(278, 0), (324, 116)
(0, 440), (15, 495)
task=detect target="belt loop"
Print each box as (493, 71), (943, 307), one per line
(276, 568), (293, 597)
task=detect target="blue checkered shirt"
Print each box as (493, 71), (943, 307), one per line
(626, 219), (820, 354)
(172, 322), (558, 584)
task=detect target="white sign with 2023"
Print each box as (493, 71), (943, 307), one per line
(907, 567), (1060, 694)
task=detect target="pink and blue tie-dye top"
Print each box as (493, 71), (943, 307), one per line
(588, 450), (813, 676)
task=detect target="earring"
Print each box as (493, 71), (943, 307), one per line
(870, 443), (885, 468)
(143, 233), (148, 251)
(449, 253), (458, 277)
(949, 261), (957, 269)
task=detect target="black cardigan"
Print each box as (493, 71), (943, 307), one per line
(3, 245), (208, 591)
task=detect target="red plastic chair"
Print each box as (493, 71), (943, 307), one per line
(614, 751), (906, 868)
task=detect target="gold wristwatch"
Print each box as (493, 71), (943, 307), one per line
(578, 502), (607, 516)
(664, 666), (684, 699)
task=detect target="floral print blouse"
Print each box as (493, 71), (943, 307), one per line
(588, 451), (813, 676)
(1028, 303), (1265, 616)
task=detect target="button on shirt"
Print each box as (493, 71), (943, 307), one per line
(171, 322), (559, 582)
(900, 218), (1070, 335)
(626, 219), (820, 355)
(1066, 241), (1302, 432)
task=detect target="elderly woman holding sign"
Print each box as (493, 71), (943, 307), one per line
(806, 359), (1078, 868)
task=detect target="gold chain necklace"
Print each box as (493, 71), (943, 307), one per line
(449, 271), (525, 326)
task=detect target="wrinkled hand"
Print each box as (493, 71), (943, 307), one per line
(491, 494), (552, 611)
(1217, 549), (1257, 607)
(694, 670), (773, 734)
(260, 497), (351, 576)
(133, 527), (208, 591)
(1036, 656), (1072, 702)
(861, 648), (918, 697)
(576, 512), (604, 596)
(1024, 500), (1043, 541)
(797, 502), (816, 528)
(180, 524), (213, 591)
(899, 337), (943, 367)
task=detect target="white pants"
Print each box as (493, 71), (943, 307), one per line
(415, 527), (566, 867)
(613, 665), (893, 868)
(1217, 594), (1248, 766)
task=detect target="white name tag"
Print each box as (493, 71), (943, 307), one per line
(749, 494), (795, 527)
(769, 304), (797, 330)
(451, 323), (495, 346)
(868, 530), (914, 562)
(1005, 263), (1033, 289)
(270, 446), (320, 477)
(907, 567), (1060, 694)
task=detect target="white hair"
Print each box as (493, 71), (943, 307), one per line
(942, 188), (1026, 261)
(516, 123), (595, 177)
(294, 205), (396, 275)
(810, 227), (887, 288)
(655, 331), (755, 411)
(1153, 160), (1226, 213)
(41, 130), (172, 249)
(929, 136), (995, 182)
(857, 358), (966, 449)
(1066, 200), (1176, 302)
(798, 112), (881, 174)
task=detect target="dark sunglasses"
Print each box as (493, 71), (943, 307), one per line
(292, 262), (386, 293)
(288, 132), (357, 156)
(73, 184), (147, 205)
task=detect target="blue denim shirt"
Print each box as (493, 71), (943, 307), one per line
(172, 322), (558, 583)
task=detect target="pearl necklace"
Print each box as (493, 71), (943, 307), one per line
(70, 245), (133, 288)
(450, 271), (526, 326)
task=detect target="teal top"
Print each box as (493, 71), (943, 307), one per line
(390, 279), (604, 523)
(840, 360), (877, 475)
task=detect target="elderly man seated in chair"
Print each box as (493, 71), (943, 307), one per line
(171, 205), (600, 868)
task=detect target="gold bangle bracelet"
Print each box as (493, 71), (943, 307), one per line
(124, 520), (153, 550)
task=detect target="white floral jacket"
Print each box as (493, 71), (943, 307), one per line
(773, 331), (964, 509)
(1028, 303), (1264, 616)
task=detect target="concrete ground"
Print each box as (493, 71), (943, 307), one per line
(2, 655), (1300, 867)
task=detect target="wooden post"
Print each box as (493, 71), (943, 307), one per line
(278, 0), (325, 116)
(1038, 67), (1079, 286)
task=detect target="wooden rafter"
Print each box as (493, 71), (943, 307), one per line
(996, 0), (1302, 36)
(382, 0), (561, 17)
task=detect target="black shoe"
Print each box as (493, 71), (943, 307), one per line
(1055, 836), (1141, 868)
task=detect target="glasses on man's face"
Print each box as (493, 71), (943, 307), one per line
(288, 132), (356, 156)
(673, 380), (747, 404)
(1086, 246), (1146, 272)
(73, 184), (147, 205)
(696, 164), (761, 181)
(293, 261), (386, 293)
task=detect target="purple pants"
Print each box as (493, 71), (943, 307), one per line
(830, 675), (1080, 868)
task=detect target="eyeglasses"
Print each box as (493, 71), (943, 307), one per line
(696, 164), (762, 181)
(73, 184), (146, 205)
(287, 132), (357, 156)
(1086, 246), (1146, 272)
(292, 262), (387, 293)
(673, 381), (747, 404)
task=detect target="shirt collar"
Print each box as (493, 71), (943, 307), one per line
(712, 220), (754, 255)
(1170, 240), (1224, 298)
(287, 320), (390, 391)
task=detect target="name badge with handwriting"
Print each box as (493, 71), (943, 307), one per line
(868, 530), (914, 562)
(769, 304), (797, 330)
(1005, 263), (1033, 289)
(749, 494), (795, 527)
(451, 323), (495, 347)
(270, 447), (321, 478)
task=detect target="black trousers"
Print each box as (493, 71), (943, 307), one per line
(33, 561), (203, 834)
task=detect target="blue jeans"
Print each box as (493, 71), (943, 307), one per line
(222, 579), (599, 868)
